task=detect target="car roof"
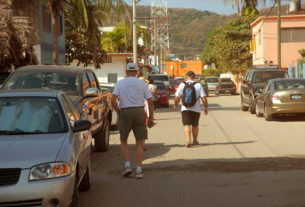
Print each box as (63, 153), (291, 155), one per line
(16, 65), (89, 73)
(206, 76), (218, 78)
(0, 89), (62, 98)
(149, 74), (168, 76)
(271, 78), (304, 82)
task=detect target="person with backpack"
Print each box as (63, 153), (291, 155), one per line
(174, 71), (208, 147)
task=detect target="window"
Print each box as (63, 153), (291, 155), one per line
(181, 63), (188, 69)
(281, 28), (305, 42)
(42, 5), (51, 32)
(102, 55), (112, 63)
(108, 73), (118, 83)
(58, 15), (63, 36)
(87, 72), (98, 88)
(61, 95), (75, 126)
(82, 73), (90, 95)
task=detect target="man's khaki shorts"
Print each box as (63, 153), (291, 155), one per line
(119, 107), (148, 140)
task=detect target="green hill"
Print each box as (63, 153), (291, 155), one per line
(135, 6), (235, 60)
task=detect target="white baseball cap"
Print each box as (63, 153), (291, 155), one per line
(127, 63), (138, 71)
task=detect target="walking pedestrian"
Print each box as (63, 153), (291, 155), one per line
(174, 71), (208, 147)
(111, 63), (155, 179)
(148, 78), (157, 107)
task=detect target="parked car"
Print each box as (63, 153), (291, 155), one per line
(154, 81), (170, 107)
(240, 66), (288, 114)
(255, 78), (305, 121)
(1, 65), (113, 152)
(0, 90), (92, 207)
(196, 78), (209, 97)
(148, 74), (170, 90)
(205, 76), (219, 92)
(215, 78), (236, 95)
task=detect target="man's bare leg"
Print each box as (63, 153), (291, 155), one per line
(184, 125), (192, 147)
(192, 125), (199, 144)
(136, 139), (144, 166)
(120, 139), (130, 162)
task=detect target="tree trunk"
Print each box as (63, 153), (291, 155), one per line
(52, 12), (59, 65)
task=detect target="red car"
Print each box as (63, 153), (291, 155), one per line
(154, 81), (170, 107)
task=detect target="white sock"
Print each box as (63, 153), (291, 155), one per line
(125, 161), (131, 168)
(136, 166), (142, 173)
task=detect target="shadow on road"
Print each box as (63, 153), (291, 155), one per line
(144, 157), (305, 174)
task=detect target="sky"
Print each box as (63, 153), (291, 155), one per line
(124, 0), (289, 15)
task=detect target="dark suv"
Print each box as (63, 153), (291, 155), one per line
(240, 65), (288, 114)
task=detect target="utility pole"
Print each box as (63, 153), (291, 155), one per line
(133, 0), (137, 63)
(277, 0), (281, 69)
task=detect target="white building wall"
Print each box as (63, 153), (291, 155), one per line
(94, 56), (126, 84)
(252, 21), (265, 65)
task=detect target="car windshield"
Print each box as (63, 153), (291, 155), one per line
(2, 72), (79, 95)
(149, 75), (169, 81)
(154, 83), (166, 90)
(274, 80), (305, 90)
(220, 78), (233, 83)
(0, 73), (10, 85)
(0, 97), (67, 134)
(206, 78), (219, 83)
(252, 71), (287, 83)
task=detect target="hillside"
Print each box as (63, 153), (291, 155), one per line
(135, 6), (235, 59)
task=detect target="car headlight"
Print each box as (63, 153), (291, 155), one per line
(29, 162), (71, 181)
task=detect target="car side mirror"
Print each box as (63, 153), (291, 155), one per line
(73, 120), (91, 132)
(86, 88), (99, 97)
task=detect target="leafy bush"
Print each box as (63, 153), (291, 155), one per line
(202, 69), (222, 77)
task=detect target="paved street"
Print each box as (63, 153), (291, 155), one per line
(79, 94), (305, 207)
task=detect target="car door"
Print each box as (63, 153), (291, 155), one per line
(61, 94), (87, 178)
(86, 71), (104, 132)
(242, 71), (253, 104)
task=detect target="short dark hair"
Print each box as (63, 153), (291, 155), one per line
(186, 71), (195, 78)
(149, 79), (154, 84)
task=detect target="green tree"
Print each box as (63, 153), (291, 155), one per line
(201, 12), (258, 74)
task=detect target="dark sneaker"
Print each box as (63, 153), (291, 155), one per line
(193, 140), (199, 145)
(136, 171), (144, 179)
(122, 167), (132, 177)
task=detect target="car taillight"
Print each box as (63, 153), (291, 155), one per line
(217, 85), (222, 89)
(271, 94), (281, 104)
(233, 85), (236, 89)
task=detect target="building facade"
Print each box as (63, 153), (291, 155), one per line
(12, 0), (66, 65)
(163, 61), (204, 77)
(251, 15), (305, 69)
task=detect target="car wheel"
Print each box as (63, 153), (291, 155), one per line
(249, 95), (256, 114)
(94, 119), (110, 152)
(255, 103), (263, 117)
(241, 97), (249, 111)
(79, 166), (91, 191)
(264, 104), (273, 121)
(70, 171), (79, 207)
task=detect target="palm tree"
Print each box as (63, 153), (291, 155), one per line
(223, 0), (265, 14)
(48, 0), (127, 65)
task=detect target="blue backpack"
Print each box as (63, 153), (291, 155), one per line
(182, 82), (198, 107)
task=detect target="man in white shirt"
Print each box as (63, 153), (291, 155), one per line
(111, 63), (155, 179)
(174, 71), (208, 147)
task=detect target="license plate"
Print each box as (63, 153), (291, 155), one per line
(291, 94), (302, 100)
(226, 90), (230, 93)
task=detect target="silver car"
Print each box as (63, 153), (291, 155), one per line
(205, 76), (219, 91)
(0, 90), (92, 207)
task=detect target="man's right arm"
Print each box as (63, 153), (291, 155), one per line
(111, 94), (120, 116)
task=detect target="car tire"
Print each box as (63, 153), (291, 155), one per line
(255, 103), (263, 117)
(249, 95), (256, 114)
(241, 97), (249, 111)
(264, 104), (273, 121)
(70, 171), (79, 207)
(79, 166), (91, 191)
(94, 119), (110, 152)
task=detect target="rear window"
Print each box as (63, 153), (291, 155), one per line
(149, 75), (169, 81)
(220, 78), (232, 83)
(2, 72), (79, 95)
(274, 79), (305, 90)
(154, 82), (166, 90)
(206, 78), (219, 83)
(252, 71), (288, 83)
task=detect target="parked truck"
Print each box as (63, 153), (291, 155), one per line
(1, 65), (113, 152)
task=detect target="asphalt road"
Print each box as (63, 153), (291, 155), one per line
(79, 93), (305, 207)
